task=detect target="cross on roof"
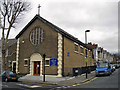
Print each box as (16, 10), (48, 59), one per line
(38, 4), (41, 15)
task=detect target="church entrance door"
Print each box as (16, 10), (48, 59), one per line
(33, 61), (40, 76)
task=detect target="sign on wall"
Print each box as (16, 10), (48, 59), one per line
(85, 58), (88, 62)
(50, 58), (58, 66)
(67, 52), (70, 56)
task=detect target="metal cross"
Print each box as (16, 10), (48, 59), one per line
(38, 4), (41, 15)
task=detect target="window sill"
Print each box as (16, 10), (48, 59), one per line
(45, 65), (50, 67)
(80, 53), (84, 55)
(24, 65), (28, 67)
(74, 51), (79, 54)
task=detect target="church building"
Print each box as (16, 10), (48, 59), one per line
(6, 14), (95, 77)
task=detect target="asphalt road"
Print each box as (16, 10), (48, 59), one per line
(1, 79), (59, 90)
(70, 68), (119, 89)
(1, 68), (120, 90)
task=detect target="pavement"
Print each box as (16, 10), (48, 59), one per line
(18, 71), (96, 86)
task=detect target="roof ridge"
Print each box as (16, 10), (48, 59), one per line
(15, 15), (93, 50)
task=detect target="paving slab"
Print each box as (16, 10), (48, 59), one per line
(18, 71), (96, 86)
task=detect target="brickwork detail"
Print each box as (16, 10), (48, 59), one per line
(16, 38), (20, 73)
(57, 33), (63, 77)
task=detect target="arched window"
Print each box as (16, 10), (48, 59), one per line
(30, 27), (44, 45)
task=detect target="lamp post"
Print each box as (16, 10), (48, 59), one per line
(85, 30), (90, 79)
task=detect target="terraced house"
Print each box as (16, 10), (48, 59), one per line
(6, 14), (95, 77)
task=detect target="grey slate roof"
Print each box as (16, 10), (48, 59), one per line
(16, 14), (93, 50)
(0, 39), (17, 48)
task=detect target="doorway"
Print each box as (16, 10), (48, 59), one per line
(33, 61), (40, 75)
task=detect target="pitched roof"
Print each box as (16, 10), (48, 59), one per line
(16, 14), (93, 50)
(0, 39), (17, 48)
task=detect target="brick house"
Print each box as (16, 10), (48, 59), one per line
(0, 39), (17, 73)
(6, 15), (95, 77)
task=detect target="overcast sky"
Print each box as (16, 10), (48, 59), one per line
(0, 0), (119, 53)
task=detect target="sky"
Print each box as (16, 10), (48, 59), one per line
(0, 0), (119, 53)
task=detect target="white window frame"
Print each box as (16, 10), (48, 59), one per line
(30, 27), (44, 45)
(80, 46), (84, 55)
(89, 50), (92, 57)
(8, 60), (12, 67)
(84, 48), (89, 57)
(24, 59), (29, 67)
(45, 58), (50, 66)
(74, 42), (79, 53)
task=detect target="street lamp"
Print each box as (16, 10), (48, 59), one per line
(85, 30), (90, 44)
(85, 30), (90, 79)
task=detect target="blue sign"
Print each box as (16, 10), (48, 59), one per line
(67, 52), (70, 56)
(50, 58), (58, 66)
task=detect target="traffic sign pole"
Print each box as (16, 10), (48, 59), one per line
(43, 54), (46, 82)
(86, 62), (87, 79)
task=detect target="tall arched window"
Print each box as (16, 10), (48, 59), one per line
(30, 27), (44, 45)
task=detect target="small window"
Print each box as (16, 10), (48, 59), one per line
(74, 44), (78, 52)
(25, 60), (27, 65)
(24, 59), (28, 66)
(80, 47), (84, 54)
(89, 50), (92, 57)
(45, 58), (50, 66)
(8, 61), (12, 67)
(85, 49), (88, 56)
(45, 60), (50, 66)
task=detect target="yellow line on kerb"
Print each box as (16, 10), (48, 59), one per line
(72, 77), (98, 86)
(23, 77), (98, 87)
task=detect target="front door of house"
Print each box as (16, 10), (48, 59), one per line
(33, 61), (40, 75)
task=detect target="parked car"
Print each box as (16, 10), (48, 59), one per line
(96, 62), (111, 76)
(1, 71), (19, 82)
(110, 64), (116, 72)
(116, 64), (120, 68)
(113, 64), (119, 69)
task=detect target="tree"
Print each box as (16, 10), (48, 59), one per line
(0, 0), (30, 71)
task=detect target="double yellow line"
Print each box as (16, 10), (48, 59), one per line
(23, 77), (98, 87)
(72, 77), (98, 86)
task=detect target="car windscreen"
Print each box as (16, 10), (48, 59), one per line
(1, 71), (6, 75)
(6, 71), (14, 74)
(97, 63), (108, 68)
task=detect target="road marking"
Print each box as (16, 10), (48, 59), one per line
(17, 83), (42, 88)
(30, 85), (42, 88)
(62, 86), (68, 88)
(66, 77), (75, 80)
(72, 77), (98, 87)
(2, 85), (8, 87)
(56, 87), (62, 88)
(17, 84), (31, 88)
(81, 77), (98, 85)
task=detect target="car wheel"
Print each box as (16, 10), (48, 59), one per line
(108, 73), (110, 76)
(15, 79), (18, 82)
(5, 78), (8, 82)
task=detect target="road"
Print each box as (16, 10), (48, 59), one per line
(69, 68), (119, 89)
(1, 80), (59, 90)
(1, 68), (120, 90)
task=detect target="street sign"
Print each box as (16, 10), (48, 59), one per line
(50, 58), (58, 66)
(85, 58), (88, 62)
(67, 52), (70, 56)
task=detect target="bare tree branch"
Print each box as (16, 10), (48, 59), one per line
(1, 0), (30, 71)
